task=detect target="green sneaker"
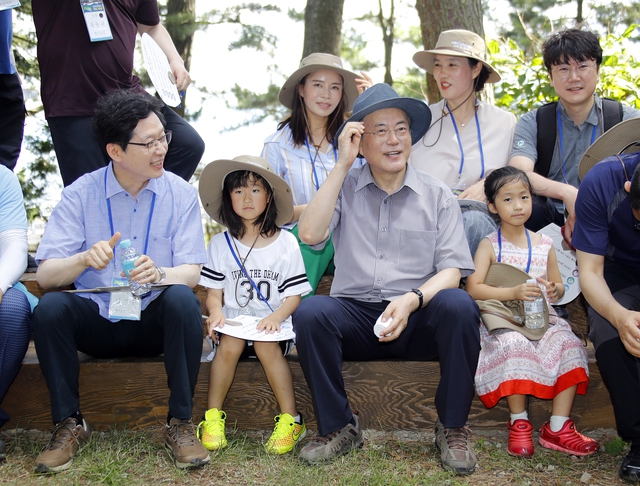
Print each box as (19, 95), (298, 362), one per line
(265, 413), (306, 454)
(197, 408), (227, 451)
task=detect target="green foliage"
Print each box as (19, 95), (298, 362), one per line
(490, 26), (640, 116)
(227, 82), (286, 127)
(17, 122), (59, 221)
(200, 3), (282, 52)
(604, 436), (627, 455)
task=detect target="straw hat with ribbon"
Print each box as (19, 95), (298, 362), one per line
(578, 118), (640, 181)
(199, 155), (294, 228)
(278, 53), (360, 111)
(412, 29), (501, 84)
(475, 262), (549, 341)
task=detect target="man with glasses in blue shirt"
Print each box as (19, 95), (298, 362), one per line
(31, 90), (209, 473)
(509, 28), (640, 245)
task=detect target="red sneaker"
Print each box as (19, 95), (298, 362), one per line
(538, 419), (599, 456)
(508, 419), (534, 458)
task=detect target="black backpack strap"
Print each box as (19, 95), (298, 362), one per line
(535, 101), (557, 178)
(601, 97), (624, 132)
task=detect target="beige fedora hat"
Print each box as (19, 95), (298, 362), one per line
(413, 29), (501, 84)
(278, 53), (360, 111)
(476, 262), (549, 340)
(199, 155), (293, 228)
(578, 118), (640, 181)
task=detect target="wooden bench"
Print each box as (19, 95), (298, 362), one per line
(3, 274), (615, 431)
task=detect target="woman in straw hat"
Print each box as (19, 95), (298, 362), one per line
(261, 53), (369, 295)
(410, 30), (516, 255)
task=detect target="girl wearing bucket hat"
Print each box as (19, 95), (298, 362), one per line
(466, 166), (598, 459)
(197, 155), (312, 455)
(409, 30), (516, 255)
(261, 53), (369, 295)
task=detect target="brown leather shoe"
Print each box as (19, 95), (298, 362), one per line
(165, 418), (210, 469)
(35, 418), (91, 473)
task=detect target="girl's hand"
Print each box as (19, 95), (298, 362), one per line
(512, 282), (542, 301)
(205, 311), (225, 338)
(257, 316), (281, 334)
(355, 71), (374, 94)
(537, 277), (563, 303)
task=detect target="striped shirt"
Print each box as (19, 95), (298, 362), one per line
(317, 163), (474, 301)
(261, 124), (364, 229)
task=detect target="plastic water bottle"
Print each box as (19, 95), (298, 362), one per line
(524, 278), (544, 329)
(119, 239), (151, 296)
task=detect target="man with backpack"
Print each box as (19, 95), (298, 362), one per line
(509, 28), (639, 243)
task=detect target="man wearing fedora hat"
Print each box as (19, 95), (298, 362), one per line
(573, 120), (640, 482)
(294, 83), (481, 474)
(30, 90), (209, 472)
(509, 28), (640, 243)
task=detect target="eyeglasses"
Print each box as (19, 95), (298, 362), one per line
(551, 62), (597, 80)
(128, 131), (172, 153)
(362, 126), (410, 141)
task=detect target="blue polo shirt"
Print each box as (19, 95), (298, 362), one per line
(573, 153), (640, 269)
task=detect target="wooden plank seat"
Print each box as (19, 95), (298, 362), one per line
(3, 275), (615, 431)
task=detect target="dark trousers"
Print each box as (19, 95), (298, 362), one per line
(292, 289), (481, 436)
(48, 101), (204, 186)
(32, 285), (203, 422)
(525, 195), (564, 232)
(588, 260), (640, 445)
(0, 288), (32, 427)
(0, 73), (25, 171)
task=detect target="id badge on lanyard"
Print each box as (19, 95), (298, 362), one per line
(80, 0), (113, 42)
(108, 260), (141, 320)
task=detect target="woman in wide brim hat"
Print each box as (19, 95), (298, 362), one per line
(261, 53), (367, 296)
(409, 29), (517, 256)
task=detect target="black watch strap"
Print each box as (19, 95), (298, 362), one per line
(410, 288), (423, 310)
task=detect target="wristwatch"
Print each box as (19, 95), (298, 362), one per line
(410, 288), (423, 310)
(155, 266), (166, 284)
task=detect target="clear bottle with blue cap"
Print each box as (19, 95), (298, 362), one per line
(524, 278), (544, 329)
(119, 239), (151, 296)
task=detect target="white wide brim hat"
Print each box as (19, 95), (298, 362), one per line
(412, 29), (501, 84)
(278, 52), (360, 111)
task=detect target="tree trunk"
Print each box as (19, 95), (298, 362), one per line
(302, 0), (345, 58)
(378, 0), (395, 86)
(414, 0), (484, 104)
(164, 0), (197, 117)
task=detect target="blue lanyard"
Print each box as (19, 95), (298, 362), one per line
(224, 232), (274, 312)
(497, 228), (532, 274)
(446, 102), (485, 182)
(104, 168), (156, 256)
(556, 108), (597, 184)
(304, 135), (337, 191)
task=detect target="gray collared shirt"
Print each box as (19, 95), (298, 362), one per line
(511, 96), (640, 205)
(315, 163), (474, 302)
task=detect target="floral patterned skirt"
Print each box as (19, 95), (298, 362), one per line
(475, 315), (589, 408)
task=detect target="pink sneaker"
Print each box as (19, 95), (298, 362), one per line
(508, 419), (534, 458)
(538, 419), (599, 456)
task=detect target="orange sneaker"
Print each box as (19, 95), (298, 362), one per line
(538, 419), (598, 456)
(508, 419), (534, 458)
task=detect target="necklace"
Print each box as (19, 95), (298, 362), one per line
(232, 231), (261, 308)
